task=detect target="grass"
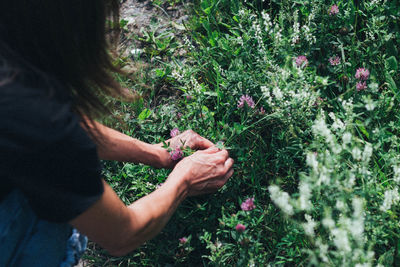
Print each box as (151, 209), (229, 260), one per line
(85, 0), (400, 266)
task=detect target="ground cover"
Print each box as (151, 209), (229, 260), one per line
(85, 0), (400, 266)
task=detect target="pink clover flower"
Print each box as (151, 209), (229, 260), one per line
(241, 197), (256, 211)
(235, 223), (246, 232)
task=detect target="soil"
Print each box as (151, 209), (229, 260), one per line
(118, 0), (189, 58)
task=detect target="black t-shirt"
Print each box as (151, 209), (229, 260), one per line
(0, 74), (104, 223)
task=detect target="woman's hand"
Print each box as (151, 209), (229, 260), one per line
(168, 146), (234, 196)
(71, 146), (234, 256)
(71, 146), (233, 257)
(167, 129), (214, 150)
(156, 130), (215, 169)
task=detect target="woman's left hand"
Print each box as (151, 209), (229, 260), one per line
(155, 130), (214, 169)
(167, 129), (214, 150)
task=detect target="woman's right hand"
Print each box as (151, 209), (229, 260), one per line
(71, 146), (233, 257)
(169, 146), (234, 196)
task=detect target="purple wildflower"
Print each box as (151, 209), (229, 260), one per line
(170, 128), (180, 137)
(355, 68), (370, 80)
(329, 55), (341, 66)
(356, 81), (367, 91)
(259, 107), (266, 115)
(177, 112), (183, 119)
(329, 4), (339, 16)
(170, 148), (183, 161)
(241, 197), (256, 211)
(179, 237), (188, 244)
(235, 223), (246, 233)
(237, 95), (255, 109)
(295, 56), (308, 68)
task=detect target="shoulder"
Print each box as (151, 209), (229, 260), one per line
(0, 76), (81, 153)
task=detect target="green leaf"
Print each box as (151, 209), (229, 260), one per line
(155, 68), (166, 78)
(234, 47), (241, 55)
(386, 40), (398, 57)
(138, 108), (152, 120)
(386, 71), (398, 93)
(119, 19), (129, 28)
(356, 119), (369, 139)
(203, 6), (211, 15)
(171, 21), (185, 31)
(378, 247), (394, 265)
(385, 56), (398, 72)
(202, 21), (212, 36)
(204, 91), (218, 96)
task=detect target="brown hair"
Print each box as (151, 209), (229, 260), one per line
(0, 0), (125, 125)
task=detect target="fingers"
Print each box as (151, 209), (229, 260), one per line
(218, 149), (229, 159)
(182, 129), (214, 150)
(189, 167), (234, 196)
(180, 143), (234, 197)
(225, 157), (234, 170)
(220, 158), (234, 181)
(202, 146), (229, 154)
(194, 136), (214, 150)
(201, 146), (221, 154)
(226, 167), (234, 178)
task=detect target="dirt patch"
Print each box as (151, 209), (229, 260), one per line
(119, 0), (189, 58)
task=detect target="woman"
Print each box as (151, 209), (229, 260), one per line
(0, 1), (234, 266)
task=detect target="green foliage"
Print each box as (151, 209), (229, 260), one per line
(89, 0), (400, 265)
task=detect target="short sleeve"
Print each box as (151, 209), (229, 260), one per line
(0, 82), (104, 222)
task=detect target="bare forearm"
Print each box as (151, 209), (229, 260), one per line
(84, 120), (169, 168)
(70, 172), (188, 257)
(111, 172), (188, 256)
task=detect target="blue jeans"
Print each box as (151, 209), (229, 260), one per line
(0, 190), (87, 267)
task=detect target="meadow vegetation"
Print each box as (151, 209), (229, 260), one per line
(86, 0), (400, 266)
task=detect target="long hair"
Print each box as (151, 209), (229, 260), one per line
(0, 0), (123, 125)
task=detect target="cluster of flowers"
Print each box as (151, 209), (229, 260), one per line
(355, 67), (370, 91)
(267, 106), (382, 265)
(326, 5), (370, 93)
(170, 127), (180, 137)
(293, 6), (341, 69)
(170, 148), (183, 161)
(237, 95), (265, 114)
(234, 197), (256, 233)
(329, 4), (339, 16)
(295, 55), (308, 68)
(293, 6), (338, 69)
(297, 54), (341, 69)
(329, 55), (341, 66)
(237, 95), (255, 109)
(169, 128), (183, 161)
(178, 198), (256, 246)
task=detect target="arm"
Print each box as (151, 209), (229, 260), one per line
(70, 147), (234, 256)
(70, 177), (186, 257)
(83, 120), (169, 168)
(83, 120), (214, 168)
